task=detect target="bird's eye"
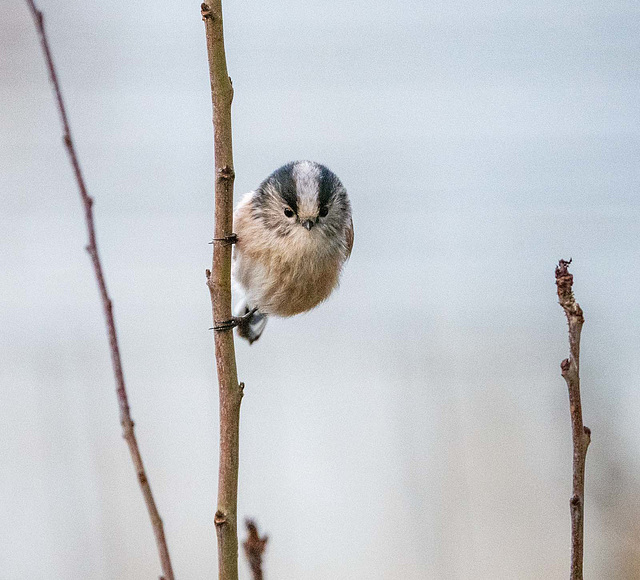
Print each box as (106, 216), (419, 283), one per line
(318, 206), (329, 218)
(284, 208), (295, 218)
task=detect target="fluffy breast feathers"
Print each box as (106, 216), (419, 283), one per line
(232, 191), (352, 317)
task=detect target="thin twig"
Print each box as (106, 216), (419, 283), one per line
(243, 520), (268, 580)
(556, 259), (591, 580)
(26, 2), (174, 578)
(201, 2), (243, 580)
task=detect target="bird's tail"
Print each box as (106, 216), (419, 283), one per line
(235, 302), (268, 344)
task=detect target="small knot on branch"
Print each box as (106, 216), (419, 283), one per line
(218, 165), (235, 181)
(201, 3), (213, 20)
(121, 415), (134, 430)
(570, 494), (582, 510)
(243, 519), (268, 580)
(214, 510), (227, 527)
(583, 425), (592, 451)
(138, 471), (148, 486)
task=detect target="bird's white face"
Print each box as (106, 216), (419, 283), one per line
(250, 160), (351, 247)
(290, 161), (324, 225)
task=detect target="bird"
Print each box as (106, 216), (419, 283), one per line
(230, 160), (353, 344)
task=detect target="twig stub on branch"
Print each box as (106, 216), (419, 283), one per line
(243, 520), (268, 580)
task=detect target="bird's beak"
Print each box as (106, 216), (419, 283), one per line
(302, 219), (314, 231)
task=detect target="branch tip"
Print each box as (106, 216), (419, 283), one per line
(555, 258), (573, 278)
(243, 519), (268, 580)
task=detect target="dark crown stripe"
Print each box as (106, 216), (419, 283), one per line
(318, 165), (341, 207)
(262, 162), (298, 213)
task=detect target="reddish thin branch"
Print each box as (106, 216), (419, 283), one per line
(243, 520), (268, 580)
(201, 2), (243, 580)
(556, 259), (591, 580)
(26, 2), (174, 578)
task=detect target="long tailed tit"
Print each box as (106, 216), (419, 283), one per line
(230, 160), (353, 343)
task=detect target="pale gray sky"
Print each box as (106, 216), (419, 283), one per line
(1, 0), (639, 578)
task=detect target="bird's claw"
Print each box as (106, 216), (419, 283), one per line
(212, 307), (258, 332)
(209, 233), (238, 245)
(212, 318), (240, 332)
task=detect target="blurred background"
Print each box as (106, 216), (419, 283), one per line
(1, 0), (640, 578)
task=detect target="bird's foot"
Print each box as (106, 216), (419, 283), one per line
(212, 307), (258, 332)
(209, 233), (238, 245)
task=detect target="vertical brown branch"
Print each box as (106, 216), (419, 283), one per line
(243, 520), (268, 580)
(201, 2), (242, 580)
(25, 2), (174, 579)
(556, 259), (591, 580)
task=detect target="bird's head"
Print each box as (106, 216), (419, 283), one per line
(251, 160), (351, 243)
